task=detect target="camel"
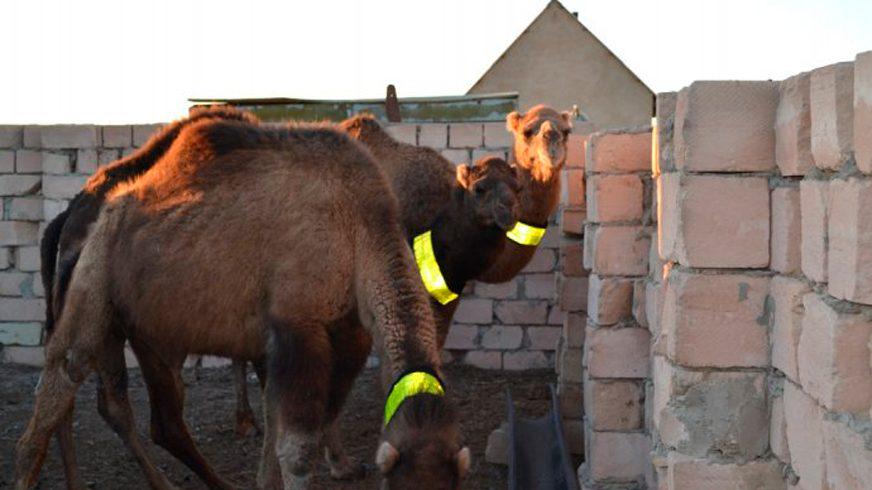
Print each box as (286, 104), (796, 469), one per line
(17, 117), (470, 490)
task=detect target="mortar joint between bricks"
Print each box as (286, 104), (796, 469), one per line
(669, 265), (776, 277)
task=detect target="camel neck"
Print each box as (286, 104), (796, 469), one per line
(515, 166), (560, 226)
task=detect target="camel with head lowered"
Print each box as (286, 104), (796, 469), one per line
(17, 117), (470, 490)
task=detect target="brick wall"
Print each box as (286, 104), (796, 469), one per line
(0, 119), (570, 370)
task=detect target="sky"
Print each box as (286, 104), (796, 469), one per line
(1, 0), (871, 124)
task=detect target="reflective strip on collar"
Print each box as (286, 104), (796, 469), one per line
(506, 221), (546, 246)
(413, 230), (458, 305)
(384, 371), (445, 427)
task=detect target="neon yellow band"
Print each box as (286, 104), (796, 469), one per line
(413, 230), (458, 305)
(384, 371), (445, 426)
(506, 221), (546, 246)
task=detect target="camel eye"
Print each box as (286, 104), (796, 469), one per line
(562, 129), (571, 139)
(523, 129), (534, 139)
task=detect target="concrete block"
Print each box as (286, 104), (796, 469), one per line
(522, 247), (557, 273)
(856, 51), (872, 174)
(503, 351), (549, 370)
(485, 425), (508, 465)
(0, 222), (38, 246)
(587, 274), (633, 326)
(661, 270), (770, 368)
(418, 124), (448, 148)
(587, 431), (650, 482)
(42, 175), (88, 200)
(480, 325), (522, 350)
(0, 175), (40, 196)
(770, 276), (812, 383)
(798, 293), (872, 412)
(101, 125), (132, 147)
(0, 298), (45, 321)
(587, 131), (651, 173)
(494, 300), (548, 325)
(14, 149), (41, 173)
(527, 326), (561, 350)
(588, 225), (650, 276)
(586, 326), (649, 378)
(811, 62), (854, 170)
(132, 124), (163, 147)
(586, 174), (643, 223)
(8, 198), (42, 221)
(783, 381), (827, 490)
(443, 324), (478, 350)
(440, 148), (469, 165)
(828, 178), (872, 305)
(771, 186), (802, 274)
(483, 122), (512, 148)
(41, 152), (71, 174)
(674, 81), (778, 172)
(0, 272), (29, 296)
(0, 126), (23, 149)
(453, 298), (493, 324)
(383, 124), (416, 145)
(463, 350), (501, 369)
(449, 123), (482, 148)
(0, 322), (42, 346)
(0, 151), (13, 173)
(776, 72), (814, 176)
(584, 377), (643, 430)
(666, 455), (784, 490)
(800, 179), (833, 282)
(40, 125), (99, 149)
(16, 246), (40, 272)
(474, 279), (518, 299)
(524, 273), (556, 299)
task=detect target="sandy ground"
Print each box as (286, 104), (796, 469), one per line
(0, 363), (557, 489)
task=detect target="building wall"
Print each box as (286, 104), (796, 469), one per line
(468, 2), (653, 130)
(0, 119), (575, 371)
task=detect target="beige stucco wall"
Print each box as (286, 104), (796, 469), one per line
(468, 2), (653, 129)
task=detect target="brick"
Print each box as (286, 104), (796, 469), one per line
(632, 280), (647, 328)
(76, 149), (98, 174)
(563, 312), (586, 348)
(40, 125), (99, 149)
(584, 377), (643, 430)
(0, 126), (23, 148)
(527, 326), (561, 350)
(546, 305), (563, 325)
(586, 326), (649, 378)
(449, 123), (482, 148)
(521, 247), (556, 273)
(586, 431), (649, 482)
(443, 324), (477, 350)
(0, 298), (45, 321)
(473, 280), (518, 299)
(856, 51), (872, 174)
(0, 322), (42, 346)
(43, 199), (68, 222)
(662, 174), (770, 268)
(828, 178), (872, 304)
(587, 274), (633, 326)
(645, 281), (662, 337)
(0, 222), (38, 246)
(770, 186), (802, 274)
(561, 168), (584, 207)
(32, 274), (44, 297)
(98, 149), (120, 167)
(14, 149), (41, 173)
(586, 174), (643, 223)
(0, 272), (30, 296)
(558, 275), (588, 312)
(557, 381), (583, 419)
(588, 225), (650, 276)
(494, 300), (548, 325)
(42, 175), (88, 200)
(483, 122), (511, 148)
(810, 62), (854, 170)
(822, 416), (872, 489)
(587, 131), (651, 173)
(654, 359), (769, 460)
(800, 179), (833, 282)
(384, 124), (416, 145)
(561, 207), (585, 235)
(783, 381), (827, 489)
(101, 125), (132, 147)
(0, 175), (40, 197)
(0, 248), (9, 269)
(471, 149), (505, 162)
(770, 390), (790, 462)
(440, 148), (468, 165)
(41, 152), (71, 174)
(666, 456), (784, 490)
(452, 298), (493, 324)
(132, 124), (163, 147)
(22, 128), (41, 148)
(674, 81), (778, 172)
(558, 346), (582, 383)
(770, 276), (811, 383)
(418, 124), (448, 148)
(463, 350), (501, 369)
(560, 240), (586, 277)
(0, 151), (13, 173)
(776, 72), (813, 176)
(655, 91), (678, 172)
(562, 419), (583, 455)
(503, 351), (549, 370)
(524, 273), (555, 299)
(8, 198), (43, 221)
(480, 325), (522, 350)
(564, 133), (586, 168)
(0, 346), (44, 366)
(661, 270), (769, 368)
(798, 293), (872, 412)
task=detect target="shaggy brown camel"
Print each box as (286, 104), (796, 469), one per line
(17, 118), (469, 489)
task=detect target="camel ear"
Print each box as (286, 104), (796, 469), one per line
(376, 441), (400, 474)
(456, 164), (473, 190)
(506, 111), (522, 133)
(561, 111), (574, 129)
(456, 447), (471, 479)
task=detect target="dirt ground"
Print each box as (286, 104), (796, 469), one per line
(0, 362), (558, 489)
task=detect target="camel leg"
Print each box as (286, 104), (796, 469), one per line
(54, 407), (87, 490)
(131, 342), (237, 490)
(93, 336), (177, 490)
(234, 360), (261, 437)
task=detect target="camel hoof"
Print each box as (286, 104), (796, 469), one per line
(234, 410), (261, 438)
(329, 459), (368, 481)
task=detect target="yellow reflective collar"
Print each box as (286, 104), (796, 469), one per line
(384, 371), (445, 427)
(506, 221), (546, 246)
(413, 230), (458, 305)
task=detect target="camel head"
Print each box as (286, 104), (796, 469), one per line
(377, 395), (470, 489)
(456, 156), (520, 232)
(506, 104), (573, 182)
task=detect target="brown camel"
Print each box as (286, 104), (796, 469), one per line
(17, 117), (469, 489)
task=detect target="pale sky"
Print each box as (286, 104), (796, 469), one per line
(2, 0), (871, 124)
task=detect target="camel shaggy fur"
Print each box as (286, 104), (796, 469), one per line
(17, 117), (469, 489)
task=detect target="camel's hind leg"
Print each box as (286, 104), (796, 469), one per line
(233, 360), (261, 437)
(132, 342), (236, 490)
(54, 407), (87, 490)
(93, 334), (177, 490)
